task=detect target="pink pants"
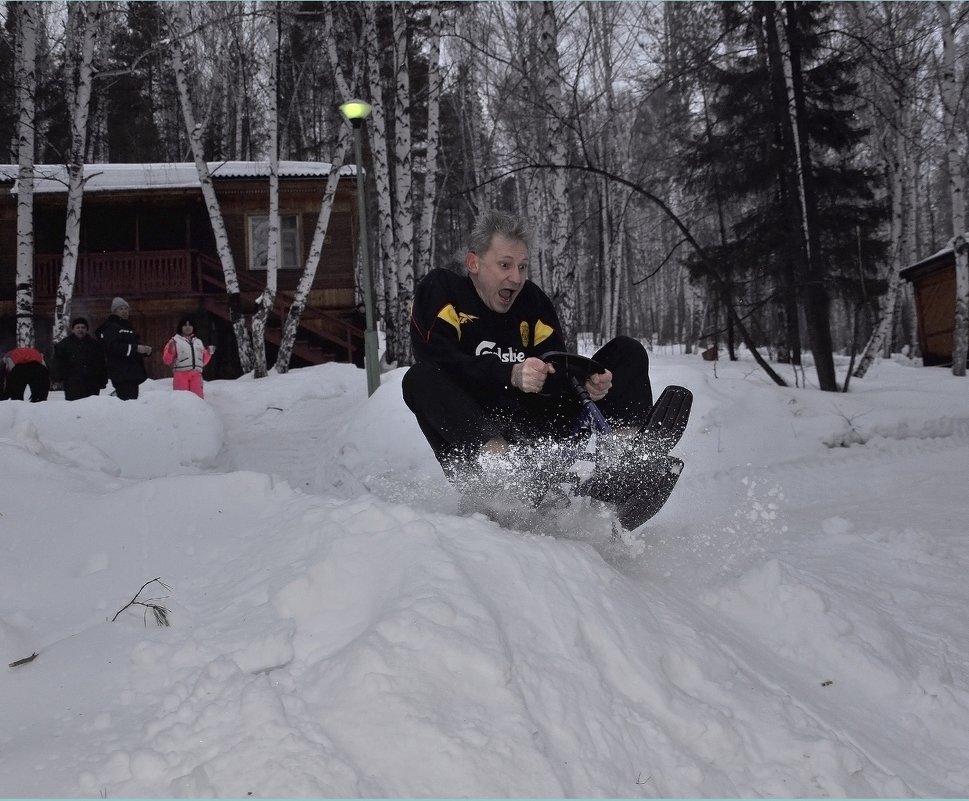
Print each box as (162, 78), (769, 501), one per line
(173, 370), (204, 398)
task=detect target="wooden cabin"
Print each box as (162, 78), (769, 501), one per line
(899, 246), (966, 367)
(0, 161), (364, 379)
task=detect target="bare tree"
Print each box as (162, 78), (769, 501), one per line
(53, 2), (101, 344)
(276, 134), (351, 373)
(415, 4), (443, 283)
(168, 2), (254, 372)
(389, 3), (415, 366)
(851, 2), (931, 377)
(14, 1), (39, 348)
(938, 1), (968, 376)
(251, 3), (280, 379)
(532, 2), (575, 345)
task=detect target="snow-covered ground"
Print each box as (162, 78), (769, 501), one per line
(1, 349), (967, 797)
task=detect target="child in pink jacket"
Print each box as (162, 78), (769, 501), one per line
(162, 317), (214, 398)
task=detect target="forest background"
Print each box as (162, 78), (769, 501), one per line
(3, 1), (969, 391)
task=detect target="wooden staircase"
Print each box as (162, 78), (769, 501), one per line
(197, 254), (364, 368)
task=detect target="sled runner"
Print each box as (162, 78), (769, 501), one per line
(538, 352), (692, 530)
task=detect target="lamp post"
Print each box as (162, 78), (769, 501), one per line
(340, 99), (380, 397)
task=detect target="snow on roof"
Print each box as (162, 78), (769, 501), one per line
(0, 161), (355, 194)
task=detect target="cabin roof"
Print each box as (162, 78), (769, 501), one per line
(0, 161), (355, 194)
(900, 244), (954, 281)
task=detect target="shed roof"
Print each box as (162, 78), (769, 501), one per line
(900, 244), (956, 282)
(0, 161), (355, 194)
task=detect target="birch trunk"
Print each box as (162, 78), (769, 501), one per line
(854, 107), (910, 377)
(390, 4), (414, 366)
(363, 4), (397, 363)
(14, 1), (38, 348)
(252, 5), (280, 379)
(938, 1), (969, 375)
(277, 134), (352, 372)
(54, 2), (100, 344)
(168, 3), (254, 372)
(535, 2), (575, 346)
(323, 7), (353, 100)
(415, 4), (442, 283)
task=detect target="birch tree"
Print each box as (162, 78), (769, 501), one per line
(14, 1), (38, 348)
(361, 4), (398, 365)
(938, 1), (968, 376)
(251, 3), (279, 379)
(532, 1), (575, 345)
(276, 134), (351, 372)
(53, 1), (100, 344)
(851, 2), (930, 377)
(168, 2), (254, 372)
(415, 3), (442, 283)
(389, 3), (415, 366)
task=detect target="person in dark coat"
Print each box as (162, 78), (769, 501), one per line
(53, 317), (108, 400)
(402, 208), (653, 505)
(95, 297), (152, 400)
(1, 346), (50, 402)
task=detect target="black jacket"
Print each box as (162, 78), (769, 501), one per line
(53, 333), (108, 400)
(95, 315), (148, 386)
(410, 268), (567, 396)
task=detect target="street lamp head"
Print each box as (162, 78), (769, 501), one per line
(340, 99), (373, 125)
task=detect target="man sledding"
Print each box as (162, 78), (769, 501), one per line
(402, 208), (691, 531)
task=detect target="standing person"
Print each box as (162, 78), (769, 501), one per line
(162, 316), (214, 399)
(52, 317), (108, 401)
(96, 297), (151, 400)
(402, 208), (656, 508)
(1, 346), (50, 402)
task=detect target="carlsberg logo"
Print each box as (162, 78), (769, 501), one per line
(476, 341), (525, 362)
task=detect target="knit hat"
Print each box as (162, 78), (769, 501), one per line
(71, 317), (89, 328)
(111, 297), (129, 312)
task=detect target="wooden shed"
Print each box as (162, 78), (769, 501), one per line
(0, 161), (364, 379)
(899, 246), (966, 367)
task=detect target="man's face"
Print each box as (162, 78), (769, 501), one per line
(466, 234), (529, 314)
(116, 305), (130, 319)
(71, 323), (88, 338)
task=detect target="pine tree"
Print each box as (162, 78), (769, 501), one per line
(681, 2), (886, 390)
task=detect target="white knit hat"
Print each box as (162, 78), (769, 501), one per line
(111, 297), (129, 312)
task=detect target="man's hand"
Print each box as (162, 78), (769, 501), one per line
(584, 368), (612, 401)
(511, 357), (555, 394)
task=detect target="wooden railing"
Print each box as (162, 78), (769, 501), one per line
(32, 250), (204, 298)
(23, 249), (364, 364)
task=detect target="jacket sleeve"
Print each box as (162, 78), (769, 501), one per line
(162, 338), (177, 366)
(410, 271), (514, 392)
(98, 322), (134, 358)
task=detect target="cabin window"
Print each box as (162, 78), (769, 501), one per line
(248, 213), (301, 270)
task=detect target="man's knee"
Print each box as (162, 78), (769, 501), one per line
(604, 335), (649, 367)
(402, 362), (444, 411)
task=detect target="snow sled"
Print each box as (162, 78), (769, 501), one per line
(459, 352), (692, 533)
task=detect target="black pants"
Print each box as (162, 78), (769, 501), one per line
(403, 336), (652, 470)
(113, 381), (140, 401)
(2, 362), (50, 402)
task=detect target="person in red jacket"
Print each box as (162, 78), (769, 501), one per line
(162, 317), (214, 398)
(1, 346), (50, 402)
